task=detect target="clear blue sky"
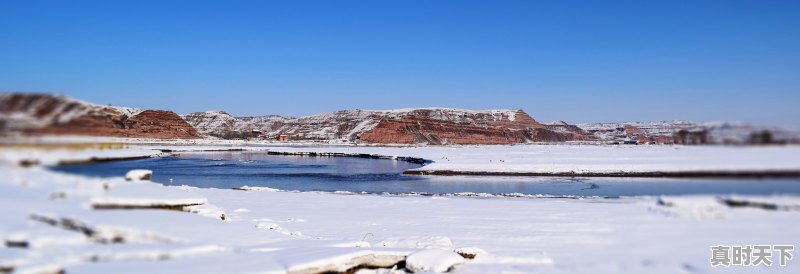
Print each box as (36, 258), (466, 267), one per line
(1, 1), (798, 127)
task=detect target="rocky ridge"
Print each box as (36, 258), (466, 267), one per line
(184, 108), (591, 145)
(8, 93), (789, 145)
(0, 93), (200, 139)
(577, 121), (800, 145)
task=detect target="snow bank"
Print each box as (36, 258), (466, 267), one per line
(92, 180), (208, 210)
(265, 144), (800, 175)
(652, 196), (730, 220)
(0, 147), (160, 166)
(405, 249), (465, 273)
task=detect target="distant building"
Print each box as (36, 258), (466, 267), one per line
(276, 135), (288, 141)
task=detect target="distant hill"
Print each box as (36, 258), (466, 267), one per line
(577, 121), (800, 145)
(0, 93), (200, 139)
(5, 93), (793, 145)
(183, 108), (590, 144)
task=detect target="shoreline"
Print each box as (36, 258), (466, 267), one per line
(56, 155), (156, 165)
(6, 142), (800, 179)
(402, 169), (800, 178)
(230, 148), (800, 179)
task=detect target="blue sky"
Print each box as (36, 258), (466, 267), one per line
(1, 1), (798, 127)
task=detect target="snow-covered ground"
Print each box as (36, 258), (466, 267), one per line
(0, 147), (161, 166)
(263, 144), (800, 175)
(1, 144), (799, 273)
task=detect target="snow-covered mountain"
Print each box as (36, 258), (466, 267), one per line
(2, 93), (588, 144)
(0, 93), (93, 131)
(184, 109), (389, 141)
(701, 121), (800, 144)
(545, 120), (589, 135)
(0, 93), (199, 139)
(576, 121), (698, 143)
(183, 108), (590, 144)
(181, 111), (241, 138)
(6, 93), (795, 145)
(576, 120), (800, 144)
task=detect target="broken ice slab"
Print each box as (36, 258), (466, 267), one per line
(277, 246), (411, 274)
(125, 169), (153, 181)
(405, 249), (465, 273)
(91, 182), (207, 211)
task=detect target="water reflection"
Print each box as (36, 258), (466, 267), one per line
(50, 152), (800, 197)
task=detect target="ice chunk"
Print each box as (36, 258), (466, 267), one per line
(125, 169), (152, 181)
(405, 249), (465, 273)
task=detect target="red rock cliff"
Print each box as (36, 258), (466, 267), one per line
(1, 93), (200, 139)
(359, 109), (588, 145)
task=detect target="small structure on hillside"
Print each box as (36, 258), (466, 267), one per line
(276, 135), (289, 141)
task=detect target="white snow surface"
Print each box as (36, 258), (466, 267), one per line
(265, 144), (800, 174)
(0, 148), (161, 166)
(405, 249), (465, 273)
(108, 105), (145, 118)
(0, 145), (798, 273)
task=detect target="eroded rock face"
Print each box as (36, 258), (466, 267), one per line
(359, 117), (542, 145)
(359, 109), (589, 145)
(183, 108), (591, 144)
(182, 110), (238, 136)
(1, 93), (200, 139)
(122, 110), (200, 138)
(2, 93), (588, 143)
(31, 109), (200, 139)
(184, 109), (383, 141)
(0, 93), (90, 132)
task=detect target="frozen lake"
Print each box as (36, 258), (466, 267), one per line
(51, 151), (800, 197)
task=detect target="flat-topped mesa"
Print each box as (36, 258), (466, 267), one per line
(181, 107), (590, 144)
(1, 93), (200, 139)
(1, 93), (589, 143)
(182, 110), (238, 135)
(30, 108), (201, 139)
(359, 108), (587, 145)
(122, 110), (200, 138)
(375, 108), (542, 127)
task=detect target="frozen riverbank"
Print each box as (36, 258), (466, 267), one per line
(7, 137), (800, 177)
(0, 145), (798, 273)
(264, 145), (800, 177)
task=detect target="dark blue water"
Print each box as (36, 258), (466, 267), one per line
(50, 152), (800, 197)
